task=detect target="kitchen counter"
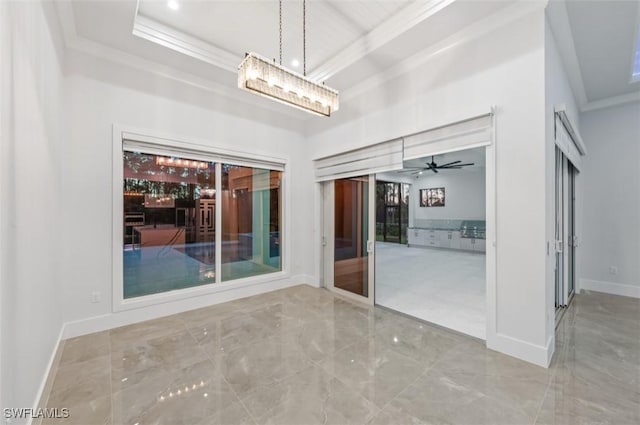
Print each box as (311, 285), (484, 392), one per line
(134, 225), (185, 247)
(408, 226), (485, 239)
(408, 226), (460, 231)
(408, 226), (486, 251)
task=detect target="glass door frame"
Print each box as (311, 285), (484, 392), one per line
(555, 147), (577, 321)
(322, 175), (376, 305)
(376, 181), (410, 244)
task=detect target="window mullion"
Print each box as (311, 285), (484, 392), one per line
(215, 162), (222, 284)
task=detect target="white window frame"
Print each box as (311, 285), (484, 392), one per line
(112, 125), (289, 312)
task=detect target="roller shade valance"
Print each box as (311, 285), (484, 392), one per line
(403, 113), (493, 161)
(314, 138), (403, 182)
(313, 110), (494, 182)
(554, 105), (586, 171)
(554, 116), (582, 171)
(123, 136), (285, 171)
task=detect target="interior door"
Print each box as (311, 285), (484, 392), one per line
(323, 175), (375, 304)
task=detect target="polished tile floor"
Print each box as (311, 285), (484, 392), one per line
(40, 286), (639, 425)
(375, 242), (486, 339)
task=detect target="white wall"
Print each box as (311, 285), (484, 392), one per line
(544, 17), (582, 345)
(411, 169), (486, 221)
(3, 1), (316, 411)
(579, 101), (640, 297)
(308, 7), (550, 365)
(59, 50), (314, 333)
(0, 1), (66, 418)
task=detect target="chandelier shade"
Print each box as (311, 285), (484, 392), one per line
(238, 52), (339, 117)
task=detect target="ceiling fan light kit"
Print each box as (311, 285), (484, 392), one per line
(237, 0), (339, 116)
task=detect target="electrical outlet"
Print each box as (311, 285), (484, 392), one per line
(91, 291), (101, 303)
(609, 266), (618, 275)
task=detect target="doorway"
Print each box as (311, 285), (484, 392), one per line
(374, 147), (488, 339)
(322, 176), (375, 303)
(316, 112), (495, 337)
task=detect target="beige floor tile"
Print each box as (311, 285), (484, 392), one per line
(109, 314), (187, 351)
(111, 330), (209, 392)
(390, 368), (535, 425)
(319, 339), (425, 408)
(40, 286), (640, 425)
(112, 358), (245, 425)
(366, 403), (428, 425)
(42, 395), (110, 425)
(220, 337), (314, 396)
(47, 355), (111, 408)
(240, 365), (379, 425)
(59, 331), (110, 366)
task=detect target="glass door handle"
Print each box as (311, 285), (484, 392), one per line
(366, 240), (374, 253)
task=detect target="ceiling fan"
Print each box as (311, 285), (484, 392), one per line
(401, 155), (475, 174)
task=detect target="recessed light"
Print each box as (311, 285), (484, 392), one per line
(291, 59), (300, 67)
(168, 0), (179, 11)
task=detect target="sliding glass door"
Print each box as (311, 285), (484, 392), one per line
(376, 181), (410, 244)
(323, 175), (375, 303)
(555, 147), (577, 313)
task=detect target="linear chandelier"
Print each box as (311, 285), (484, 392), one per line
(237, 0), (339, 117)
(155, 156), (209, 169)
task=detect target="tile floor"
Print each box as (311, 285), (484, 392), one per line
(39, 286), (639, 425)
(375, 242), (486, 339)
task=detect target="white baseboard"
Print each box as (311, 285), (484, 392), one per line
(63, 275), (310, 340)
(298, 274), (320, 287)
(487, 332), (552, 368)
(29, 325), (65, 425)
(28, 275), (317, 425)
(579, 278), (640, 299)
(545, 335), (556, 366)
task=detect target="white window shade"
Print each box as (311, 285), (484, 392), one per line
(554, 105), (586, 171)
(123, 137), (285, 171)
(555, 116), (582, 171)
(314, 138), (403, 182)
(403, 113), (493, 161)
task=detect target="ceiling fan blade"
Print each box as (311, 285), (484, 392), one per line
(439, 162), (475, 168)
(437, 160), (461, 167)
(432, 167), (438, 173)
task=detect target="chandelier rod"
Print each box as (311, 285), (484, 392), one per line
(303, 0), (306, 76)
(279, 0), (282, 65)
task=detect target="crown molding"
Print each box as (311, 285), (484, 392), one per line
(52, 0), (310, 122)
(132, 14), (240, 73)
(545, 0), (589, 108)
(127, 0), (457, 83)
(53, 0), (78, 49)
(341, 0), (548, 104)
(308, 0), (456, 81)
(580, 91), (640, 113)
